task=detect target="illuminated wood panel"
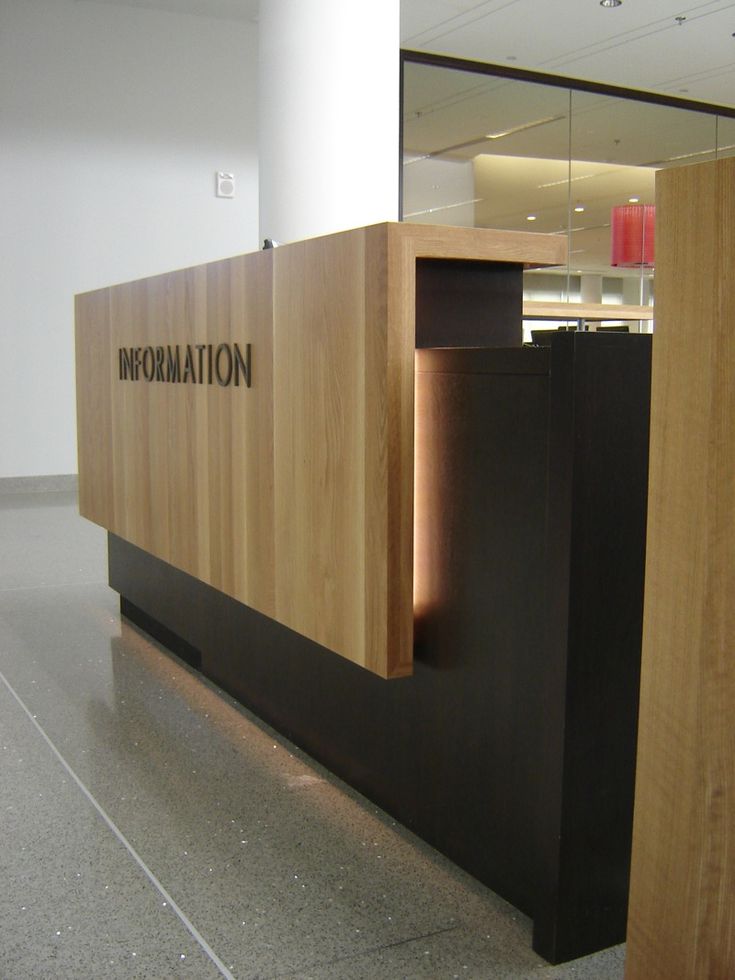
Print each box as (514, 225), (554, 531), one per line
(76, 222), (565, 678)
(626, 158), (735, 977)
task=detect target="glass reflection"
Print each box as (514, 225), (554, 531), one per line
(403, 59), (731, 331)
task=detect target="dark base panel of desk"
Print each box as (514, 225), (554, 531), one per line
(109, 333), (651, 966)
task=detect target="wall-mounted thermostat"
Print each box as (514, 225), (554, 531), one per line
(216, 172), (235, 198)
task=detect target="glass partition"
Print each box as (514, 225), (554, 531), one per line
(402, 55), (735, 334)
(716, 115), (735, 160)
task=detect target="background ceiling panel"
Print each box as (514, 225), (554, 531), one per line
(401, 0), (524, 43)
(401, 0), (735, 109)
(539, 9), (735, 100)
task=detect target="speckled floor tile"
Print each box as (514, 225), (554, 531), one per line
(0, 681), (226, 979)
(263, 926), (625, 979)
(0, 493), (627, 979)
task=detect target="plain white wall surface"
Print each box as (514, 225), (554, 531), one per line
(0, 0), (259, 478)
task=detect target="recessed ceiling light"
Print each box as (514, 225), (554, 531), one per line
(574, 205), (585, 213)
(526, 215), (537, 221)
(600, 0), (622, 7)
(628, 196), (640, 203)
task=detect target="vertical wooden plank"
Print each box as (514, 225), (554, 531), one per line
(626, 158), (735, 979)
(191, 263), (212, 586)
(164, 267), (201, 578)
(75, 288), (113, 523)
(272, 228), (368, 669)
(144, 272), (175, 561)
(204, 259), (235, 591)
(362, 224), (390, 675)
(109, 278), (152, 547)
(230, 251), (276, 616)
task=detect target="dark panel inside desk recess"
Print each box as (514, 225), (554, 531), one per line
(109, 333), (651, 965)
(414, 259), (522, 348)
(413, 345), (551, 911)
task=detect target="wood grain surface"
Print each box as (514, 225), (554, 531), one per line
(625, 158), (735, 978)
(76, 222), (565, 678)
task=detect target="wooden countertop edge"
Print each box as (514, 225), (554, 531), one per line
(390, 221), (567, 268)
(523, 301), (654, 320)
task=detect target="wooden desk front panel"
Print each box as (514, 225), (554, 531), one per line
(76, 225), (411, 677)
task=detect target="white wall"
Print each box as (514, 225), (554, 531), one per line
(0, 0), (259, 478)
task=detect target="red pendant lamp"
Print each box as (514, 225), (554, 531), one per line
(611, 204), (655, 267)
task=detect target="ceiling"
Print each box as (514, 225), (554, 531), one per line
(87, 0), (735, 110)
(403, 0), (735, 110)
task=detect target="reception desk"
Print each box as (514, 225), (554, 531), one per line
(76, 223), (650, 963)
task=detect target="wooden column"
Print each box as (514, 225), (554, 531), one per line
(626, 158), (735, 977)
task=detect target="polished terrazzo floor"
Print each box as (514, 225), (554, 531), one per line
(0, 487), (626, 979)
